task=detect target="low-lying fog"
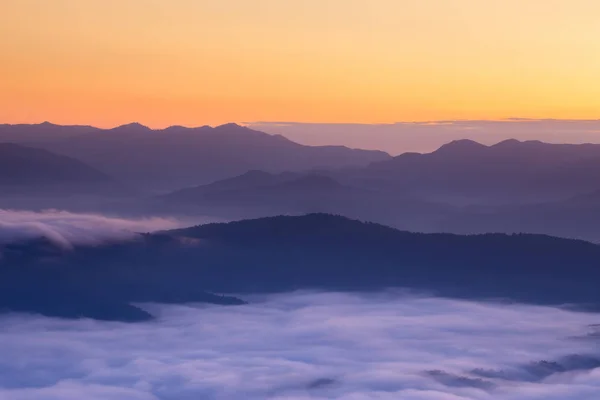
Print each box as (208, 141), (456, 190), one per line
(0, 209), (222, 248)
(1, 291), (600, 400)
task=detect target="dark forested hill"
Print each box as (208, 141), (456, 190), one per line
(3, 214), (600, 321)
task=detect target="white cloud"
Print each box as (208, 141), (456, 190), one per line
(1, 292), (600, 399)
(0, 209), (182, 248)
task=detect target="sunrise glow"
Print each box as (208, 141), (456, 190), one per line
(1, 0), (599, 127)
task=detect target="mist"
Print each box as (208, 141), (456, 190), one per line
(2, 292), (600, 399)
(0, 209), (183, 248)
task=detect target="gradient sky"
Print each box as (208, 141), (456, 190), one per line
(1, 0), (599, 128)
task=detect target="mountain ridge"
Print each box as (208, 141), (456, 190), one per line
(351, 138), (600, 205)
(0, 122), (390, 192)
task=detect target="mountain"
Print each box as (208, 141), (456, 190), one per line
(346, 139), (600, 205)
(0, 142), (121, 196)
(0, 122), (390, 192)
(5, 214), (600, 321)
(0, 143), (111, 186)
(0, 121), (98, 142)
(144, 137), (600, 241)
(164, 170), (301, 199)
(435, 188), (600, 243)
(0, 142), (131, 211)
(156, 171), (451, 231)
(160, 171), (344, 206)
(146, 214), (600, 307)
(157, 169), (600, 242)
(0, 237), (245, 322)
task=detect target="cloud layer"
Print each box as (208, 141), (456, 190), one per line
(1, 292), (600, 399)
(0, 209), (181, 248)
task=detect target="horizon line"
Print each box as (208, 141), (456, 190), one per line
(3, 118), (600, 131)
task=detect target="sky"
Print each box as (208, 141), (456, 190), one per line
(1, 0), (599, 128)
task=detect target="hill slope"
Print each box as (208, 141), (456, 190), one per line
(0, 143), (115, 191)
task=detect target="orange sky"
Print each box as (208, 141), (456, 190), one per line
(1, 0), (599, 128)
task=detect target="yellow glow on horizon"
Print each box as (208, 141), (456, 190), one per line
(1, 0), (599, 127)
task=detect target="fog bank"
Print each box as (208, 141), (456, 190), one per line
(0, 209), (181, 248)
(1, 292), (600, 399)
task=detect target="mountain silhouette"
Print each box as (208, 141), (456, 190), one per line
(0, 142), (132, 211)
(157, 171), (452, 230)
(5, 214), (600, 321)
(0, 237), (245, 322)
(0, 143), (113, 188)
(156, 167), (600, 243)
(436, 188), (600, 243)
(0, 123), (390, 192)
(161, 171), (341, 203)
(350, 139), (600, 205)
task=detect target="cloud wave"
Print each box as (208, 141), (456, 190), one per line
(0, 209), (181, 248)
(1, 292), (600, 399)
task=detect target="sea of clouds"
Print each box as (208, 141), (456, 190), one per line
(0, 209), (183, 248)
(1, 291), (600, 399)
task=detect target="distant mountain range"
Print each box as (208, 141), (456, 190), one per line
(4, 123), (600, 204)
(344, 139), (600, 205)
(0, 122), (390, 192)
(143, 138), (600, 242)
(5, 125), (600, 241)
(155, 170), (451, 231)
(4, 214), (600, 321)
(155, 137), (600, 210)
